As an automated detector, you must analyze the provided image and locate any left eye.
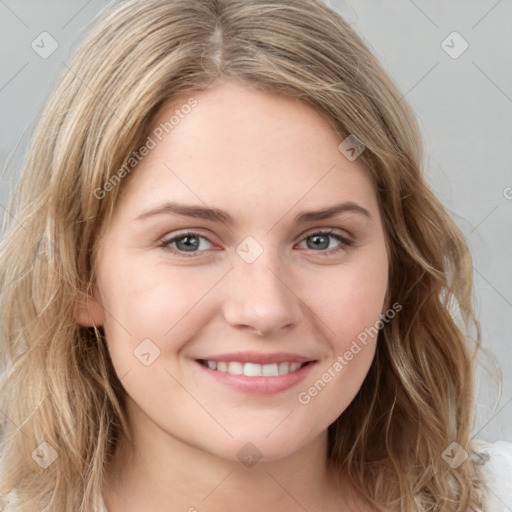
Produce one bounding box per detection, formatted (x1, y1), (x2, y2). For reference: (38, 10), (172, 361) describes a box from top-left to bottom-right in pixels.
(160, 229), (353, 258)
(297, 230), (353, 254)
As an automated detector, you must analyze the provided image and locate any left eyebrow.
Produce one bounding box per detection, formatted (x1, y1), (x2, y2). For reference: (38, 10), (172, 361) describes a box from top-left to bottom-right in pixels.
(134, 200), (372, 224)
(293, 201), (372, 223)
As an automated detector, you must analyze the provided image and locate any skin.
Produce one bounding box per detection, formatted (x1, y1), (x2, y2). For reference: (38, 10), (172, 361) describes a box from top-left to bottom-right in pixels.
(76, 79), (390, 512)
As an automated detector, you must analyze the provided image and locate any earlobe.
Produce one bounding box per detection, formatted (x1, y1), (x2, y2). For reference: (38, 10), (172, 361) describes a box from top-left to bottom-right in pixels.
(73, 286), (105, 328)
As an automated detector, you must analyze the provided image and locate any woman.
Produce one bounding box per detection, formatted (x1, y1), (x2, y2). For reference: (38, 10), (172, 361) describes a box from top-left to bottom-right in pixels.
(0, 1), (510, 511)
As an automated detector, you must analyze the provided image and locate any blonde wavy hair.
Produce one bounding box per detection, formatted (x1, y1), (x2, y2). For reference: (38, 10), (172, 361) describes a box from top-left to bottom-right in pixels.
(0, 0), (495, 510)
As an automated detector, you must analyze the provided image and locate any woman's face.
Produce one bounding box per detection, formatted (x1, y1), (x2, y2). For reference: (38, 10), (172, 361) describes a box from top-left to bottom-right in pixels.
(77, 80), (390, 462)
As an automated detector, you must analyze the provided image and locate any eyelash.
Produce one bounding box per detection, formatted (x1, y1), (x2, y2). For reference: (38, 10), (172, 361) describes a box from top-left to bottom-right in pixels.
(159, 229), (354, 259)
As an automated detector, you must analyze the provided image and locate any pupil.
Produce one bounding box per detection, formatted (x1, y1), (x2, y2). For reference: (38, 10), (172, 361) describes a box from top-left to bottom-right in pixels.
(177, 236), (199, 251)
(309, 234), (328, 250)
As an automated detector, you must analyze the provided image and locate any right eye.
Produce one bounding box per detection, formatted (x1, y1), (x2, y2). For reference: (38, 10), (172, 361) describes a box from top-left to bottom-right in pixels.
(160, 231), (216, 258)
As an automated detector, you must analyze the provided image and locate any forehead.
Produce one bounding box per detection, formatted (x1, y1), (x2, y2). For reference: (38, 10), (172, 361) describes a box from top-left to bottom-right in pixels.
(116, 81), (379, 222)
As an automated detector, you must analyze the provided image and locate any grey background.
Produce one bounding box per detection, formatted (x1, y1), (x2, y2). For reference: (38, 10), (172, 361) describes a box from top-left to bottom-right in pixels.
(0, 0), (511, 442)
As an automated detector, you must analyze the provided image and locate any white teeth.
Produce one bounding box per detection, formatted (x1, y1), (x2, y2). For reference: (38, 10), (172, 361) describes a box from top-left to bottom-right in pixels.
(243, 363), (261, 377)
(289, 362), (302, 372)
(227, 361), (243, 375)
(278, 362), (289, 375)
(262, 363), (279, 377)
(202, 360), (306, 376)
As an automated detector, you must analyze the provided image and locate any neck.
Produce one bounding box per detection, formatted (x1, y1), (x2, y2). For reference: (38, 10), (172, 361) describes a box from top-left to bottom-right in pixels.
(102, 401), (359, 512)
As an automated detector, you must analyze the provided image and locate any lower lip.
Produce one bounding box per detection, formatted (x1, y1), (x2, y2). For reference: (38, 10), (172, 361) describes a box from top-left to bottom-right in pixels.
(194, 360), (317, 395)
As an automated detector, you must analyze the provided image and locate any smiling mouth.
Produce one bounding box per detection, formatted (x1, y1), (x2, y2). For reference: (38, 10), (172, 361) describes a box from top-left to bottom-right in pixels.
(196, 360), (313, 377)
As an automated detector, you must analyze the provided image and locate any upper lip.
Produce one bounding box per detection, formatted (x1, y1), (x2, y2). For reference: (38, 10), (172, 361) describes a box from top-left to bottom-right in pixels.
(196, 352), (316, 365)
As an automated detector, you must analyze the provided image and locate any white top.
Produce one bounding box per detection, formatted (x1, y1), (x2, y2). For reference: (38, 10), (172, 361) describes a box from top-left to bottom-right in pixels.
(96, 439), (512, 511)
(469, 439), (512, 511)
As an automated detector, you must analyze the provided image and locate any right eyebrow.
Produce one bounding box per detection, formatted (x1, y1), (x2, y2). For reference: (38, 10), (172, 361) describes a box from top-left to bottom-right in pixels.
(135, 202), (233, 223)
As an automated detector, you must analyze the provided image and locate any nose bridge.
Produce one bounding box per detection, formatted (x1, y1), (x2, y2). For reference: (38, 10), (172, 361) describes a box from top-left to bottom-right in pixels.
(222, 238), (301, 335)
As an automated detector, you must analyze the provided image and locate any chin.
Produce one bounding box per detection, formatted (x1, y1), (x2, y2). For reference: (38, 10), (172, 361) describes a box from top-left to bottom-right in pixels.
(200, 426), (323, 466)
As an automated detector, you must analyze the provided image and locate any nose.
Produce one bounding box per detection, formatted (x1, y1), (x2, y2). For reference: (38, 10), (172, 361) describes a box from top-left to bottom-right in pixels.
(222, 249), (303, 337)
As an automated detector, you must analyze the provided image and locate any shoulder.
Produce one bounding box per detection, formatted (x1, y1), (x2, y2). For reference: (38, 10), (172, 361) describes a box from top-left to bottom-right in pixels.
(470, 438), (512, 512)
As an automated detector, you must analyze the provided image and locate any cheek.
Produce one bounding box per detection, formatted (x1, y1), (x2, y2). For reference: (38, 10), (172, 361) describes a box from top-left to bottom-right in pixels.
(96, 253), (226, 371)
(95, 261), (214, 414)
(309, 254), (389, 347)
(296, 253), (388, 420)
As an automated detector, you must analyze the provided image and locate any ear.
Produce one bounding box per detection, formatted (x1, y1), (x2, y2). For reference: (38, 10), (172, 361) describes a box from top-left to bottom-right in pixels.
(73, 284), (105, 328)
